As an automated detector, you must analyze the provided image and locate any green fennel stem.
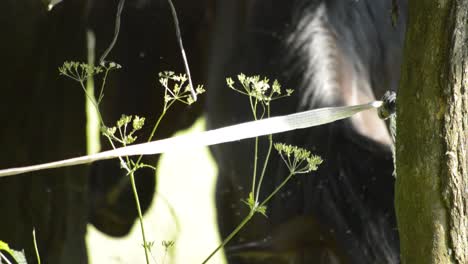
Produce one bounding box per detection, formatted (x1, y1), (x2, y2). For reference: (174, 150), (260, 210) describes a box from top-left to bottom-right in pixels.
(260, 172), (295, 207)
(79, 81), (105, 126)
(105, 137), (150, 264)
(133, 99), (175, 166)
(202, 211), (254, 264)
(134, 106), (169, 166)
(251, 136), (259, 199)
(98, 68), (110, 104)
(129, 171), (151, 264)
(255, 106), (272, 202)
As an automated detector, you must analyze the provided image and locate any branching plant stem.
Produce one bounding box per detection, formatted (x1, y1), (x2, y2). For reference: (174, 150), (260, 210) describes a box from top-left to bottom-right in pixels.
(105, 136), (151, 264)
(129, 170), (151, 264)
(255, 107), (272, 202)
(201, 211), (255, 264)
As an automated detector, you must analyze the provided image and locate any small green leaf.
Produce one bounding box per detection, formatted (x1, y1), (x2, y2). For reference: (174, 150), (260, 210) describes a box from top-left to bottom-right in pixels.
(248, 192), (255, 205)
(242, 191), (257, 211)
(256, 205), (267, 217)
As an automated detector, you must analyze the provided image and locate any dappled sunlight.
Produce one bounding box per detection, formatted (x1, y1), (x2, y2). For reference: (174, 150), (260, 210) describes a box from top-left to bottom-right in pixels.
(87, 118), (225, 264)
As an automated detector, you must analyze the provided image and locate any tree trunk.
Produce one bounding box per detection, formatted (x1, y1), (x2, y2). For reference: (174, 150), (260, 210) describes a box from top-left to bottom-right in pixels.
(0, 1), (89, 263)
(395, 0), (467, 263)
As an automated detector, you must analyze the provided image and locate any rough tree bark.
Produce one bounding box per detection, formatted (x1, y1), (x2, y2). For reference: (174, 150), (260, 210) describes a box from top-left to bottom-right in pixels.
(396, 0), (467, 264)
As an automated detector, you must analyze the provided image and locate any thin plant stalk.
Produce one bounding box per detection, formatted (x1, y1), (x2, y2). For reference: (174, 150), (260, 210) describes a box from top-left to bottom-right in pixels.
(162, 248), (168, 264)
(201, 211), (255, 264)
(251, 137), (259, 198)
(97, 67), (111, 104)
(129, 171), (151, 264)
(260, 172), (295, 207)
(132, 107), (167, 166)
(255, 106), (272, 202)
(249, 98), (259, 200)
(105, 137), (150, 264)
(203, 172), (299, 263)
(107, 100), (175, 202)
(32, 228), (41, 264)
(103, 106), (169, 202)
(78, 80), (105, 126)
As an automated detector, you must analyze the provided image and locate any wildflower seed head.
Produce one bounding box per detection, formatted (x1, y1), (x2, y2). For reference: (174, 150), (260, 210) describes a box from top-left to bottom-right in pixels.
(164, 95), (173, 103)
(237, 73), (246, 83)
(274, 143), (323, 173)
(102, 126), (116, 137)
(125, 135), (137, 144)
(226, 74), (294, 103)
(186, 96), (195, 105)
(117, 114), (132, 128)
(59, 61), (119, 82)
(226, 77), (235, 89)
(196, 85), (206, 94)
(272, 80), (281, 94)
(132, 116), (145, 131)
(158, 71), (205, 106)
(306, 155), (323, 171)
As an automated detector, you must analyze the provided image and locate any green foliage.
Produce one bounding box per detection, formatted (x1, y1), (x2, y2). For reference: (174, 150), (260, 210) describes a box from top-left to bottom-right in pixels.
(203, 75), (322, 264)
(242, 191), (267, 217)
(96, 70), (204, 264)
(59, 58), (321, 264)
(226, 74), (322, 209)
(61, 59), (205, 264)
